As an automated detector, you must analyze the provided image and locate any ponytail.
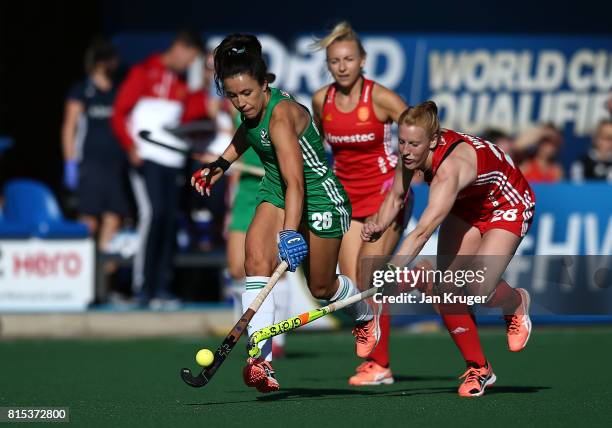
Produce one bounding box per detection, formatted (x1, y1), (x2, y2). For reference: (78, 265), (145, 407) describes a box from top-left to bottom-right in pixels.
(312, 21), (366, 57)
(213, 34), (270, 95)
(398, 101), (441, 138)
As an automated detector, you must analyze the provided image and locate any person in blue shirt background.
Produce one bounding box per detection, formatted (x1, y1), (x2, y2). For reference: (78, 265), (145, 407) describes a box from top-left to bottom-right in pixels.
(61, 38), (130, 251)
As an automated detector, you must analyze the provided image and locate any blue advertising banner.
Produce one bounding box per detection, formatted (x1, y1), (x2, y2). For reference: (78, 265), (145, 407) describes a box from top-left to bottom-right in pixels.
(401, 35), (612, 169)
(526, 183), (612, 256)
(408, 182), (612, 256)
(403, 183), (612, 321)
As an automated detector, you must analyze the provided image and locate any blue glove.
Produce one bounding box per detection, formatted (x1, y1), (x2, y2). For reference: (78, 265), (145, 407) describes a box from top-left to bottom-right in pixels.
(64, 160), (78, 190)
(277, 230), (308, 272)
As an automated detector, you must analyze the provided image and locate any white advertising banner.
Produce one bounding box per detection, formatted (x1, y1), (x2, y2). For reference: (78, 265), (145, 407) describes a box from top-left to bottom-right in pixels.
(0, 239), (95, 311)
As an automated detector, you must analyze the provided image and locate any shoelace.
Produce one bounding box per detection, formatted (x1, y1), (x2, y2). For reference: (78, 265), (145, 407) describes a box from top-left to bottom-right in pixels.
(459, 367), (482, 384)
(250, 359), (277, 380)
(504, 315), (521, 335)
(352, 325), (370, 344)
(262, 363), (276, 379)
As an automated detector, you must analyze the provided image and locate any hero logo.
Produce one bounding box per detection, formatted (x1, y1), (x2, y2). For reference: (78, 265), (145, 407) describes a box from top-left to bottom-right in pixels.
(325, 133), (376, 144)
(12, 251), (82, 277)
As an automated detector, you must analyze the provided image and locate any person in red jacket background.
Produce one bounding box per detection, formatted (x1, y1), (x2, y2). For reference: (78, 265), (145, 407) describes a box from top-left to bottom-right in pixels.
(111, 29), (204, 308)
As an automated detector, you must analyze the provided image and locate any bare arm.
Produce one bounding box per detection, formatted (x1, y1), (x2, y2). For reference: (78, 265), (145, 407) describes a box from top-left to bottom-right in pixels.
(192, 126), (250, 196)
(61, 100), (84, 161)
(269, 102), (306, 231)
(219, 125), (250, 163)
(361, 86), (408, 241)
(372, 83), (408, 123)
(362, 163), (414, 242)
(311, 86), (327, 133)
(391, 148), (476, 267)
(390, 167), (458, 267)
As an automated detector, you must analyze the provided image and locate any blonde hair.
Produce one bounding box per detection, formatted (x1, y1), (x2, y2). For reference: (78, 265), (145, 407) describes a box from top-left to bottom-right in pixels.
(398, 101), (441, 138)
(312, 21), (366, 57)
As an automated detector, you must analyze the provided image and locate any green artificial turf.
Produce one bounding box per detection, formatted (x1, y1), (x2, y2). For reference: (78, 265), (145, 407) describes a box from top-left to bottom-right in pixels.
(2, 328), (611, 427)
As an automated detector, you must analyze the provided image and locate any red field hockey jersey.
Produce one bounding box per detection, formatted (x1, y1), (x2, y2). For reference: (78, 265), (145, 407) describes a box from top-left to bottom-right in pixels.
(322, 79), (397, 218)
(426, 129), (536, 237)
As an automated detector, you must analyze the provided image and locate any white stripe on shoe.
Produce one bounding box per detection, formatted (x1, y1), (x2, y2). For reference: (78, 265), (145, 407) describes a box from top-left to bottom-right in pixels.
(129, 169), (152, 293)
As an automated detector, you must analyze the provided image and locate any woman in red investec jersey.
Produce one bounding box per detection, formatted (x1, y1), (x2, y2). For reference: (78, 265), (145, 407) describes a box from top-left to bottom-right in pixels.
(312, 22), (409, 386)
(363, 101), (535, 397)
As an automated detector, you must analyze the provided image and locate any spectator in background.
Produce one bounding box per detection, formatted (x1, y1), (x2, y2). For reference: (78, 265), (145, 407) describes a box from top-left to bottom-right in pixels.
(482, 129), (517, 162)
(182, 51), (219, 132)
(183, 52), (235, 251)
(571, 119), (612, 182)
(111, 30), (204, 308)
(516, 123), (564, 183)
(61, 39), (129, 250)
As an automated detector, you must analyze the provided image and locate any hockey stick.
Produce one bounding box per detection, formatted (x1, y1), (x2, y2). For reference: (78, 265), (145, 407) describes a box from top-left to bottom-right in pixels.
(244, 260), (436, 357)
(138, 130), (191, 153)
(138, 130), (264, 176)
(246, 284), (380, 358)
(181, 261), (288, 387)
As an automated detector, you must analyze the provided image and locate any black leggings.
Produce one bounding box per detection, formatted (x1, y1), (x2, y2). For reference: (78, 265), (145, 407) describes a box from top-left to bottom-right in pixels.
(130, 161), (182, 301)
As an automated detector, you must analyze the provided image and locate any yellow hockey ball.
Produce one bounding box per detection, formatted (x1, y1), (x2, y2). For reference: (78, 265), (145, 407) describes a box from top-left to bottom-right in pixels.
(195, 349), (214, 367)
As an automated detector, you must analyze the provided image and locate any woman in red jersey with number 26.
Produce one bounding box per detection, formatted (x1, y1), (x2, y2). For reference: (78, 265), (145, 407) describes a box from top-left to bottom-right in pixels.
(363, 101), (535, 397)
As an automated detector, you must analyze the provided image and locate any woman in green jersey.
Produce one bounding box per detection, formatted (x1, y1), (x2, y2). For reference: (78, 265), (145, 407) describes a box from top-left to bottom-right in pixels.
(191, 34), (380, 393)
(226, 109), (295, 359)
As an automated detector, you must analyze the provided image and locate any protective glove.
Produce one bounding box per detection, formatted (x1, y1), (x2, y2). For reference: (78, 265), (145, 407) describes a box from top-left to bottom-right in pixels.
(277, 229), (308, 272)
(63, 160), (78, 190)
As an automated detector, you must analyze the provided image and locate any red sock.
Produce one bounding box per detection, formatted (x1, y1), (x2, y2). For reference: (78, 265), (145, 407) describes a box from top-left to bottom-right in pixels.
(485, 280), (521, 314)
(368, 310), (390, 367)
(439, 304), (486, 367)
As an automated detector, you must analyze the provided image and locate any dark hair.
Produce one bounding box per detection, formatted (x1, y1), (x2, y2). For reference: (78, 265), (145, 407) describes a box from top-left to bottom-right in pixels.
(84, 38), (118, 74)
(173, 28), (205, 52)
(482, 129), (510, 144)
(213, 34), (274, 95)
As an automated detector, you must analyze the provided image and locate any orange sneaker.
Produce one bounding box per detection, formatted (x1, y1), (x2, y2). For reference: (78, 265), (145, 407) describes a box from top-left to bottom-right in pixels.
(349, 361), (394, 386)
(504, 288), (532, 352)
(352, 304), (381, 358)
(242, 357), (280, 393)
(458, 361), (496, 397)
